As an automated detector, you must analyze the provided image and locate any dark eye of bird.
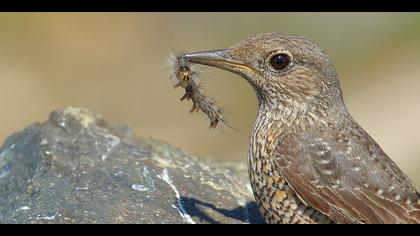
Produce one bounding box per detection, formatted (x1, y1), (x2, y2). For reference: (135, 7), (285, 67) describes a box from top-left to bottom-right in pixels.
(269, 53), (291, 71)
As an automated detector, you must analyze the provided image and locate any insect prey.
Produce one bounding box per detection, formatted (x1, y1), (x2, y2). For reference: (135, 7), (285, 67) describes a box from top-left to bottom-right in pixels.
(170, 51), (229, 129)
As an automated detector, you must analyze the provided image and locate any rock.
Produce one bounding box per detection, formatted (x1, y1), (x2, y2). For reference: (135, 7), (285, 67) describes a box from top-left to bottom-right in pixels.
(0, 107), (265, 224)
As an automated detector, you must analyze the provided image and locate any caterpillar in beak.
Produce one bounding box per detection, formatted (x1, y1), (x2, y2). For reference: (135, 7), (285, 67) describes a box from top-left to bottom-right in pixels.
(170, 51), (230, 129)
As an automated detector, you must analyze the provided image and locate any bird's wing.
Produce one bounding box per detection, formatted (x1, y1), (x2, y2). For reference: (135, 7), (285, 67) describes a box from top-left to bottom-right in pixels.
(273, 127), (420, 224)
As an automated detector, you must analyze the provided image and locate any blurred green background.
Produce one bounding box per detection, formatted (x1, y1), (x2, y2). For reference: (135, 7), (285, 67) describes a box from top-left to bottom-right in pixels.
(0, 13), (419, 184)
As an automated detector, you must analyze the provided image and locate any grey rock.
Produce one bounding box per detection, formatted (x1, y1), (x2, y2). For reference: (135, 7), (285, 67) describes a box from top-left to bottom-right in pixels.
(0, 107), (265, 224)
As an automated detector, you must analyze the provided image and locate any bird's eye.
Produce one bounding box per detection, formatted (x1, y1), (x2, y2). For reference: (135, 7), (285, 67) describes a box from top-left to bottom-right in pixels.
(269, 53), (291, 71)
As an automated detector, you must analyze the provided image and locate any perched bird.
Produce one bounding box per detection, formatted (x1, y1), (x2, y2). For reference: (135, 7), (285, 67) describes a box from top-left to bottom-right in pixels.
(183, 33), (420, 224)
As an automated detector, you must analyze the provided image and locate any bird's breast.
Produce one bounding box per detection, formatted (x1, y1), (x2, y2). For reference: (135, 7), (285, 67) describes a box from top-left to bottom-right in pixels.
(248, 117), (330, 224)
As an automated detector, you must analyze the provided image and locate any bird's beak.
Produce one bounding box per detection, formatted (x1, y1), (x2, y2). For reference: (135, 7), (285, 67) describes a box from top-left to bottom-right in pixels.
(184, 49), (254, 74)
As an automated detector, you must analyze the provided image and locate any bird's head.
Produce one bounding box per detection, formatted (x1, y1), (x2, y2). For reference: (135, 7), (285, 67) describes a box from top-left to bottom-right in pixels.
(185, 33), (345, 114)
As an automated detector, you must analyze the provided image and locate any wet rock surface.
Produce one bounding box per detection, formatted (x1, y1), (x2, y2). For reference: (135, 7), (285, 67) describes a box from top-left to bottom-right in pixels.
(0, 107), (265, 224)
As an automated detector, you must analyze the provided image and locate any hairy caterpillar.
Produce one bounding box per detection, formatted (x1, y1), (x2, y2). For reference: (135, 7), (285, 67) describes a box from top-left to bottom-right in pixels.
(170, 51), (229, 129)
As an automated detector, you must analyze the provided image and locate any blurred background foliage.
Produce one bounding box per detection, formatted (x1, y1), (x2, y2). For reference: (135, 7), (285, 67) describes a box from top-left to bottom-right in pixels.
(0, 13), (419, 183)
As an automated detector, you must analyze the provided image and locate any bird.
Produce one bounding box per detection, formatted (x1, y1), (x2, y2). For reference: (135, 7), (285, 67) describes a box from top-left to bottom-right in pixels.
(183, 32), (420, 224)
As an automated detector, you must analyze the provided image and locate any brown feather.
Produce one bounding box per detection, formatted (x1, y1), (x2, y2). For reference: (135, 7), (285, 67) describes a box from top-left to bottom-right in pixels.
(274, 125), (420, 224)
